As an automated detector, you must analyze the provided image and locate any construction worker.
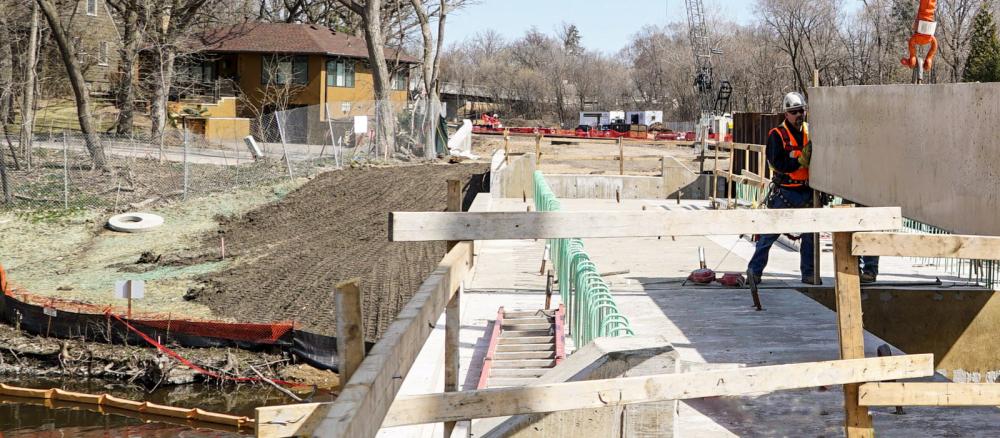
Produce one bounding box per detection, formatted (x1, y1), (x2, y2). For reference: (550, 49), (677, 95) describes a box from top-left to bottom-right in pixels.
(747, 92), (820, 286)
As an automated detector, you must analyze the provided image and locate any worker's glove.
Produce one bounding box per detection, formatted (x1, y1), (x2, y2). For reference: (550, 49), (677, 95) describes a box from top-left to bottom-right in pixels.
(798, 142), (812, 167)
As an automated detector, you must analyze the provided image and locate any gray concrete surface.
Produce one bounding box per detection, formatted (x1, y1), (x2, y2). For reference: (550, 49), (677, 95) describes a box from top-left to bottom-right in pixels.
(810, 83), (1000, 235)
(457, 197), (1000, 437)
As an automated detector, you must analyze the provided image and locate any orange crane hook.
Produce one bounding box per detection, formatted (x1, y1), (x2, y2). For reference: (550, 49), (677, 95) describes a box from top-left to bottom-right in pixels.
(902, 0), (939, 71)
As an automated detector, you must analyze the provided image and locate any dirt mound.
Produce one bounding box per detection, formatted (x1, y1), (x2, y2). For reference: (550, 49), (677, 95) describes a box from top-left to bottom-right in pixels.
(188, 163), (488, 341)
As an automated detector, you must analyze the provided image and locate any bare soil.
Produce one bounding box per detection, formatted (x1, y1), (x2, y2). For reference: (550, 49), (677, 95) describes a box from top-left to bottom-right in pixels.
(185, 163), (489, 341)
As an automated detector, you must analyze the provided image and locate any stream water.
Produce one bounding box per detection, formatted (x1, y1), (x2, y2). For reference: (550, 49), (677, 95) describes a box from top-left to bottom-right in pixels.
(0, 377), (301, 436)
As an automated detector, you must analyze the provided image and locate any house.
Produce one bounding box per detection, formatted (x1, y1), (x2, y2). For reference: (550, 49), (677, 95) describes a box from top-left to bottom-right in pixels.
(174, 22), (418, 142)
(64, 0), (121, 94)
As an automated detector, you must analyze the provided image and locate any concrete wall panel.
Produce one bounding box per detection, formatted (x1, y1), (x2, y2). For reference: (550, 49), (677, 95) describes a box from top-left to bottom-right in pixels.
(810, 83), (1000, 235)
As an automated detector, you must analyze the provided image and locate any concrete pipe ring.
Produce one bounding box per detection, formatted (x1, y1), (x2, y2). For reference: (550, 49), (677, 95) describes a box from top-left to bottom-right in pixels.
(107, 213), (165, 233)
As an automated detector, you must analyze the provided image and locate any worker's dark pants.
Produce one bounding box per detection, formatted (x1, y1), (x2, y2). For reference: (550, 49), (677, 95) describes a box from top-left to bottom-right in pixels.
(843, 199), (879, 276)
(748, 186), (816, 280)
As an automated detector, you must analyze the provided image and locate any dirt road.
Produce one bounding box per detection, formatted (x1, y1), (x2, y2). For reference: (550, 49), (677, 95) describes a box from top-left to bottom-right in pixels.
(186, 163), (488, 341)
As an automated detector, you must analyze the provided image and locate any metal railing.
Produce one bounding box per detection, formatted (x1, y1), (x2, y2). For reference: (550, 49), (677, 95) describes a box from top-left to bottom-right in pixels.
(533, 171), (634, 348)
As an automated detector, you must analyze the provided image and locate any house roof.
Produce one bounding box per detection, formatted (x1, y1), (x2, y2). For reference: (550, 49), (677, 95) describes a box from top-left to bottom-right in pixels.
(197, 23), (419, 64)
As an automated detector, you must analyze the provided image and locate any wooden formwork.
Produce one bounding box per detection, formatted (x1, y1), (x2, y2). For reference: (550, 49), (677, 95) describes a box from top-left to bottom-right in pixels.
(258, 206), (1000, 438)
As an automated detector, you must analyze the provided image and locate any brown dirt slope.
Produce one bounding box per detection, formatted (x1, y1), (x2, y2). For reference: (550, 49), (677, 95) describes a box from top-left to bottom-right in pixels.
(190, 163), (488, 341)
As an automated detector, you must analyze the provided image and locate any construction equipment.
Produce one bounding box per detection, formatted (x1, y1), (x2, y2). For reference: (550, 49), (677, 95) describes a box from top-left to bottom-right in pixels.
(902, 0), (939, 83)
(684, 0), (733, 171)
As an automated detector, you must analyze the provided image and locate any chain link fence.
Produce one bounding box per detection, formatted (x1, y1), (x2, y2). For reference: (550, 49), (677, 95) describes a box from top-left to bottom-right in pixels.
(0, 98), (445, 212)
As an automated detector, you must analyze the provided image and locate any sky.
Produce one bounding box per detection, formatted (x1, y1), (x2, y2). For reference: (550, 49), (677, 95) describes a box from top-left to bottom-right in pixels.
(445, 0), (759, 54)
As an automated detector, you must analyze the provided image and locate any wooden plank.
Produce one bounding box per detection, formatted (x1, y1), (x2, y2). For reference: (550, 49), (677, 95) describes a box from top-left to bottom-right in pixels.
(335, 279), (365, 391)
(380, 355), (932, 427)
(444, 178), (462, 437)
(389, 208), (903, 242)
(833, 232), (874, 437)
(859, 382), (1000, 406)
(718, 142), (765, 153)
(853, 232), (1000, 260)
(255, 241), (474, 438)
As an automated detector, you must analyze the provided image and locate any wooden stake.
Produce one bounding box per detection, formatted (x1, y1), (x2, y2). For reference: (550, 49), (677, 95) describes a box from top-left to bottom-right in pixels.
(503, 129), (510, 164)
(444, 179), (462, 437)
(335, 278), (365, 391)
(832, 232), (874, 437)
(544, 269), (554, 310)
(618, 137), (624, 175)
(535, 132), (542, 163)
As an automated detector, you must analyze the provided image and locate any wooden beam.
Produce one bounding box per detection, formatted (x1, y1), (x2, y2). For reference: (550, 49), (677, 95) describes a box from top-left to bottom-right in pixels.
(853, 232), (1000, 260)
(381, 355), (933, 427)
(833, 232), (874, 437)
(335, 279), (365, 391)
(389, 208), (903, 242)
(255, 241), (474, 438)
(718, 142), (766, 153)
(859, 382), (1000, 406)
(444, 179), (463, 437)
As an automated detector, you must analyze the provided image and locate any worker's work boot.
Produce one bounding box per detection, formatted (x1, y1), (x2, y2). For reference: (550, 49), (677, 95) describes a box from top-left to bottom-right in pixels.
(860, 272), (877, 284)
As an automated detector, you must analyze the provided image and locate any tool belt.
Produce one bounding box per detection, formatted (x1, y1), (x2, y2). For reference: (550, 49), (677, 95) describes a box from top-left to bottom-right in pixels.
(772, 172), (808, 188)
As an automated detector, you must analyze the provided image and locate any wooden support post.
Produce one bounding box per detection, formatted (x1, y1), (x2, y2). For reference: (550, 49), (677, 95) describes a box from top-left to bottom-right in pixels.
(444, 179), (462, 437)
(335, 278), (365, 391)
(503, 129), (510, 164)
(726, 147), (734, 209)
(544, 269), (554, 310)
(618, 137), (624, 175)
(812, 191), (822, 285)
(832, 232), (874, 437)
(712, 143), (720, 208)
(535, 132), (542, 163)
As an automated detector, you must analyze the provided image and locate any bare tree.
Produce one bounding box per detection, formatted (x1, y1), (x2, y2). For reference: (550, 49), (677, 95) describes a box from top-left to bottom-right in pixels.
(35, 0), (107, 168)
(337, 0), (399, 157)
(19, 2), (40, 168)
(937, 0), (979, 82)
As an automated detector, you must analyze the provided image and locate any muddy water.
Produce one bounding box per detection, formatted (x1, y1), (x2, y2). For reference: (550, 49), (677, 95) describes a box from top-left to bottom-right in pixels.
(0, 378), (299, 436)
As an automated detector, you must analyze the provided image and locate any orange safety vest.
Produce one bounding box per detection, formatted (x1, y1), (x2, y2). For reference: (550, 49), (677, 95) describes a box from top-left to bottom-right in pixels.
(769, 121), (810, 187)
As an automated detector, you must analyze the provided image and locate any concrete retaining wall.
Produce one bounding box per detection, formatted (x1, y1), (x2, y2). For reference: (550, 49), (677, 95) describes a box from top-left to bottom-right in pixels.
(801, 287), (1000, 382)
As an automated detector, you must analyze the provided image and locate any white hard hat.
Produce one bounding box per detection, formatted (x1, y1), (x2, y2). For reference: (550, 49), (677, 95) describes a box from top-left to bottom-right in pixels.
(782, 92), (807, 112)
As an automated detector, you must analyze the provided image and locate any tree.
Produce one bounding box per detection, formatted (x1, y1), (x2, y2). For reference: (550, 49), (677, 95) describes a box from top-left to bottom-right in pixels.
(409, 0), (447, 158)
(35, 0), (107, 169)
(337, 0), (399, 157)
(962, 1), (1000, 82)
(105, 0), (147, 135)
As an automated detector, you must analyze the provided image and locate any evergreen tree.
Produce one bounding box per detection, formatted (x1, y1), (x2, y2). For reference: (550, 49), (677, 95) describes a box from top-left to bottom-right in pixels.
(963, 2), (1000, 82)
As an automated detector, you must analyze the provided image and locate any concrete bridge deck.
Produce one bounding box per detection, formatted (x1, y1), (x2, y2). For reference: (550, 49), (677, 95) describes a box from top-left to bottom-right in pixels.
(387, 197), (1000, 437)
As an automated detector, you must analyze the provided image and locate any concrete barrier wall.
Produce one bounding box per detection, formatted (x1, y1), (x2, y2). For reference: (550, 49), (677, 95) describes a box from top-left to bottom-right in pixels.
(490, 150), (537, 199)
(801, 287), (1000, 382)
(810, 83), (1000, 235)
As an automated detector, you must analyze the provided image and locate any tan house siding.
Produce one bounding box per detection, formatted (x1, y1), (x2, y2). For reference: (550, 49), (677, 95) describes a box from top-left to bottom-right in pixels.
(64, 0), (120, 93)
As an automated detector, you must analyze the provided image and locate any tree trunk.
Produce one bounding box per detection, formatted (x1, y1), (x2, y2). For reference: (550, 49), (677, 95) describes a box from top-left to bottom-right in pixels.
(115, 5), (140, 135)
(150, 47), (176, 161)
(359, 0), (397, 157)
(20, 2), (40, 169)
(35, 0), (107, 169)
(0, 137), (10, 204)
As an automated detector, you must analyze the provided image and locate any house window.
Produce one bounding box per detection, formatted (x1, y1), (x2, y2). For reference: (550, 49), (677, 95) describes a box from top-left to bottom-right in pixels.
(262, 55), (308, 86)
(392, 71), (408, 91)
(98, 42), (110, 66)
(87, 0), (98, 16)
(326, 58), (355, 87)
